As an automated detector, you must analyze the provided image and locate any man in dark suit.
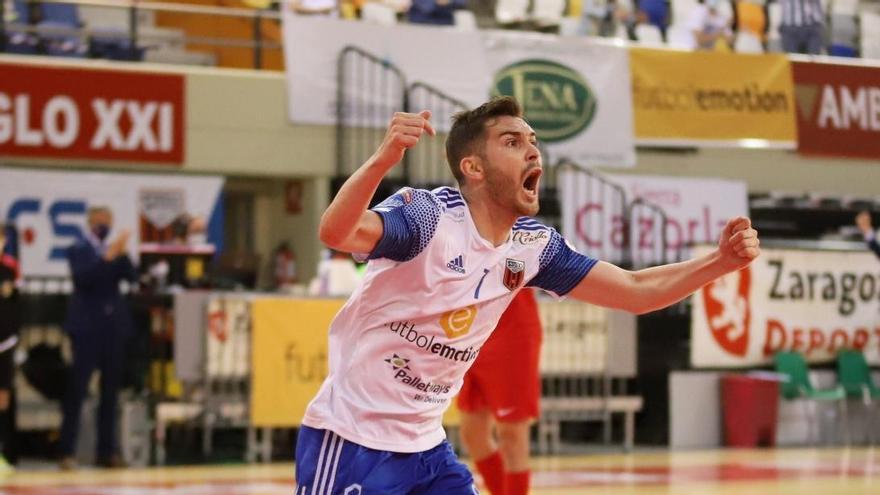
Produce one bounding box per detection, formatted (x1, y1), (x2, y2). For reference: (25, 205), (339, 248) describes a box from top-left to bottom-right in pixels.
(856, 211), (880, 259)
(59, 206), (136, 470)
(0, 224), (19, 472)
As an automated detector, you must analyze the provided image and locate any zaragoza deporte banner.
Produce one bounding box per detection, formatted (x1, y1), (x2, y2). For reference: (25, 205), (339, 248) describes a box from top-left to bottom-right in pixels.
(630, 48), (797, 147)
(691, 246), (880, 368)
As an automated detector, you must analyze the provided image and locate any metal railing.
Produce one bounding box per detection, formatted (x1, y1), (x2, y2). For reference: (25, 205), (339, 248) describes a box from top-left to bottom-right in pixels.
(335, 45), (408, 182)
(1, 0), (281, 68)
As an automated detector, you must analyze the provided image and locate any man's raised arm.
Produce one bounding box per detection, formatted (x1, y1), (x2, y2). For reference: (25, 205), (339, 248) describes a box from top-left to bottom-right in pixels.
(318, 111), (435, 254)
(569, 216), (760, 314)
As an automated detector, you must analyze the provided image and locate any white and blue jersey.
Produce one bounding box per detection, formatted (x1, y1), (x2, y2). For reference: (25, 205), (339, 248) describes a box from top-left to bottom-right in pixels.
(301, 187), (597, 453)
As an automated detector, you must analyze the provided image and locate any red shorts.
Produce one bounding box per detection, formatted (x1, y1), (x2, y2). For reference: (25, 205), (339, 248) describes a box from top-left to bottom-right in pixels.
(458, 289), (542, 422)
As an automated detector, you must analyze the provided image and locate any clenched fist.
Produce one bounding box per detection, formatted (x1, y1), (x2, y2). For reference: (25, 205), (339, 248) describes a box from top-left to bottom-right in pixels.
(372, 110), (436, 169)
(717, 216), (760, 271)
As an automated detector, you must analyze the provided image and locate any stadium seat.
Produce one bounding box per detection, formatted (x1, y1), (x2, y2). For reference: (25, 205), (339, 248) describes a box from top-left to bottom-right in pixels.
(775, 351), (851, 445)
(495, 0), (529, 25)
(531, 0), (566, 27)
(734, 31), (764, 53)
(635, 23), (664, 44)
(666, 23), (694, 49)
(860, 11), (880, 60)
(837, 349), (880, 443)
(766, 1), (782, 51)
(361, 2), (398, 25)
(453, 9), (478, 31)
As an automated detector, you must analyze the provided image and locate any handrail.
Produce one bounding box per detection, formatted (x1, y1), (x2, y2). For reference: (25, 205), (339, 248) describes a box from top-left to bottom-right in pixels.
(5, 0), (283, 68)
(36, 0), (282, 21)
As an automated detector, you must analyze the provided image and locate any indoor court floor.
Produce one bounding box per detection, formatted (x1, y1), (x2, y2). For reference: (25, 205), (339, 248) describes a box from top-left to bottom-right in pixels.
(0, 447), (876, 494)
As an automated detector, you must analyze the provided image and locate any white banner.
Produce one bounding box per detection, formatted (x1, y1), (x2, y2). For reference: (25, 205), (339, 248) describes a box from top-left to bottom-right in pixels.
(282, 14), (488, 127)
(0, 168), (224, 277)
(482, 32), (634, 167)
(691, 246), (880, 368)
(559, 172), (747, 264)
(282, 16), (635, 167)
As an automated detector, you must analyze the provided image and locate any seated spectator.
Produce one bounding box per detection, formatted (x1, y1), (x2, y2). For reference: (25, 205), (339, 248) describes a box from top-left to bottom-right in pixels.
(407, 0), (465, 25)
(615, 0), (669, 40)
(732, 0), (767, 42)
(686, 0), (733, 50)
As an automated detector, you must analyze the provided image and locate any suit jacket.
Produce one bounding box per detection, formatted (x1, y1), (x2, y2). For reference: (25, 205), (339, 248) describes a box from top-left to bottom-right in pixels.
(869, 237), (880, 260)
(64, 238), (136, 339)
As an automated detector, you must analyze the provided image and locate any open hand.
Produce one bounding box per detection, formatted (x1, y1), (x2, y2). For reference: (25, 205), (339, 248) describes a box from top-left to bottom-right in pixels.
(718, 216), (760, 271)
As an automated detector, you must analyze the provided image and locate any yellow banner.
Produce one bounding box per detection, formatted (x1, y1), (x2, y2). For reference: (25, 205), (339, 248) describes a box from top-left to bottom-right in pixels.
(250, 298), (462, 427)
(250, 298), (341, 427)
(630, 48), (797, 145)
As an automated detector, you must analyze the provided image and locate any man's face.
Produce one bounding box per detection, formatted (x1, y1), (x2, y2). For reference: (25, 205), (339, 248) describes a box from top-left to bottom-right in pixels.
(88, 211), (113, 239)
(478, 115), (542, 217)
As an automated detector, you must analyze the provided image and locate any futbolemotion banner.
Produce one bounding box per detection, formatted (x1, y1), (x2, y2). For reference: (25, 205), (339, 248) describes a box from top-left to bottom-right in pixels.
(282, 15), (635, 167)
(0, 168), (224, 277)
(630, 48), (797, 147)
(691, 246), (880, 368)
(792, 60), (880, 159)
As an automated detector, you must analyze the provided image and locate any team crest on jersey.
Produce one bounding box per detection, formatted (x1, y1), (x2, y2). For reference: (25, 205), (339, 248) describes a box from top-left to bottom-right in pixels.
(401, 188), (413, 204)
(503, 258), (525, 291)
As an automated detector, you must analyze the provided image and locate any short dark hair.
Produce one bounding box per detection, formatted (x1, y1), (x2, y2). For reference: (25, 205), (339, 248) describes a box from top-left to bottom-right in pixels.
(446, 96), (523, 185)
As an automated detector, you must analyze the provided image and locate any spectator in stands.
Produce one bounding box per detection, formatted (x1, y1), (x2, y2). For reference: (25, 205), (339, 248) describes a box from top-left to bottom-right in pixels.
(272, 241), (298, 290)
(0, 224), (19, 473)
(856, 211), (880, 259)
(686, 0), (734, 50)
(286, 0), (339, 16)
(407, 0), (465, 25)
(777, 0), (823, 54)
(59, 206), (136, 470)
(731, 0), (768, 45)
(618, 0), (670, 39)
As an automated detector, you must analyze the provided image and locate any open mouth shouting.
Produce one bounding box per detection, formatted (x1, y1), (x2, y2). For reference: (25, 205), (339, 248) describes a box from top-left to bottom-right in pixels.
(521, 166), (542, 201)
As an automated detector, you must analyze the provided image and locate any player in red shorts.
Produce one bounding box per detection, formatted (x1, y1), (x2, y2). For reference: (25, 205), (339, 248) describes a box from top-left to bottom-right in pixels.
(458, 288), (542, 495)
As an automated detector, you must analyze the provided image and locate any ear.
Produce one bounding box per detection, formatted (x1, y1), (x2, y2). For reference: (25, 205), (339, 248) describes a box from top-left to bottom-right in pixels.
(460, 155), (484, 182)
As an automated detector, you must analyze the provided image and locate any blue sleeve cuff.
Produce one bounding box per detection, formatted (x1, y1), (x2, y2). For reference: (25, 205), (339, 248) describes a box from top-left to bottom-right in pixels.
(527, 233), (598, 297)
(367, 207), (413, 262)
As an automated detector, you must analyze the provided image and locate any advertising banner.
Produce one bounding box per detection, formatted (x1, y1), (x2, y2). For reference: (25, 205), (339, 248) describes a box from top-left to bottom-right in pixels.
(691, 246), (880, 367)
(0, 168), (223, 277)
(630, 48), (797, 147)
(792, 60), (880, 159)
(0, 62), (185, 164)
(560, 172), (748, 264)
(282, 16), (635, 167)
(484, 32), (635, 167)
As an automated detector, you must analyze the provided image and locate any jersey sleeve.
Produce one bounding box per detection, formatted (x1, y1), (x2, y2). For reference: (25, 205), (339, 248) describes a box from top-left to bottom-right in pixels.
(526, 229), (598, 297)
(362, 188), (441, 262)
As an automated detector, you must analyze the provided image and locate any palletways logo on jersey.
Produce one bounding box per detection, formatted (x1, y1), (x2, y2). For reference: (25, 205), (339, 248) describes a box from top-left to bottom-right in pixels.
(503, 258), (526, 291)
(385, 354), (452, 397)
(387, 321), (481, 362)
(492, 59), (597, 143)
(701, 266), (752, 357)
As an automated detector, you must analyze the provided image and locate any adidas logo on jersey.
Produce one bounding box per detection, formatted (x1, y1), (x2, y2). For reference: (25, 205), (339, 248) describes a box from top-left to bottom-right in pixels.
(446, 255), (465, 274)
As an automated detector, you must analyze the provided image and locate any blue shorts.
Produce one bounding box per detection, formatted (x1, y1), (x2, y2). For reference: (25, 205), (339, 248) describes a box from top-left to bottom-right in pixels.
(294, 426), (478, 495)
